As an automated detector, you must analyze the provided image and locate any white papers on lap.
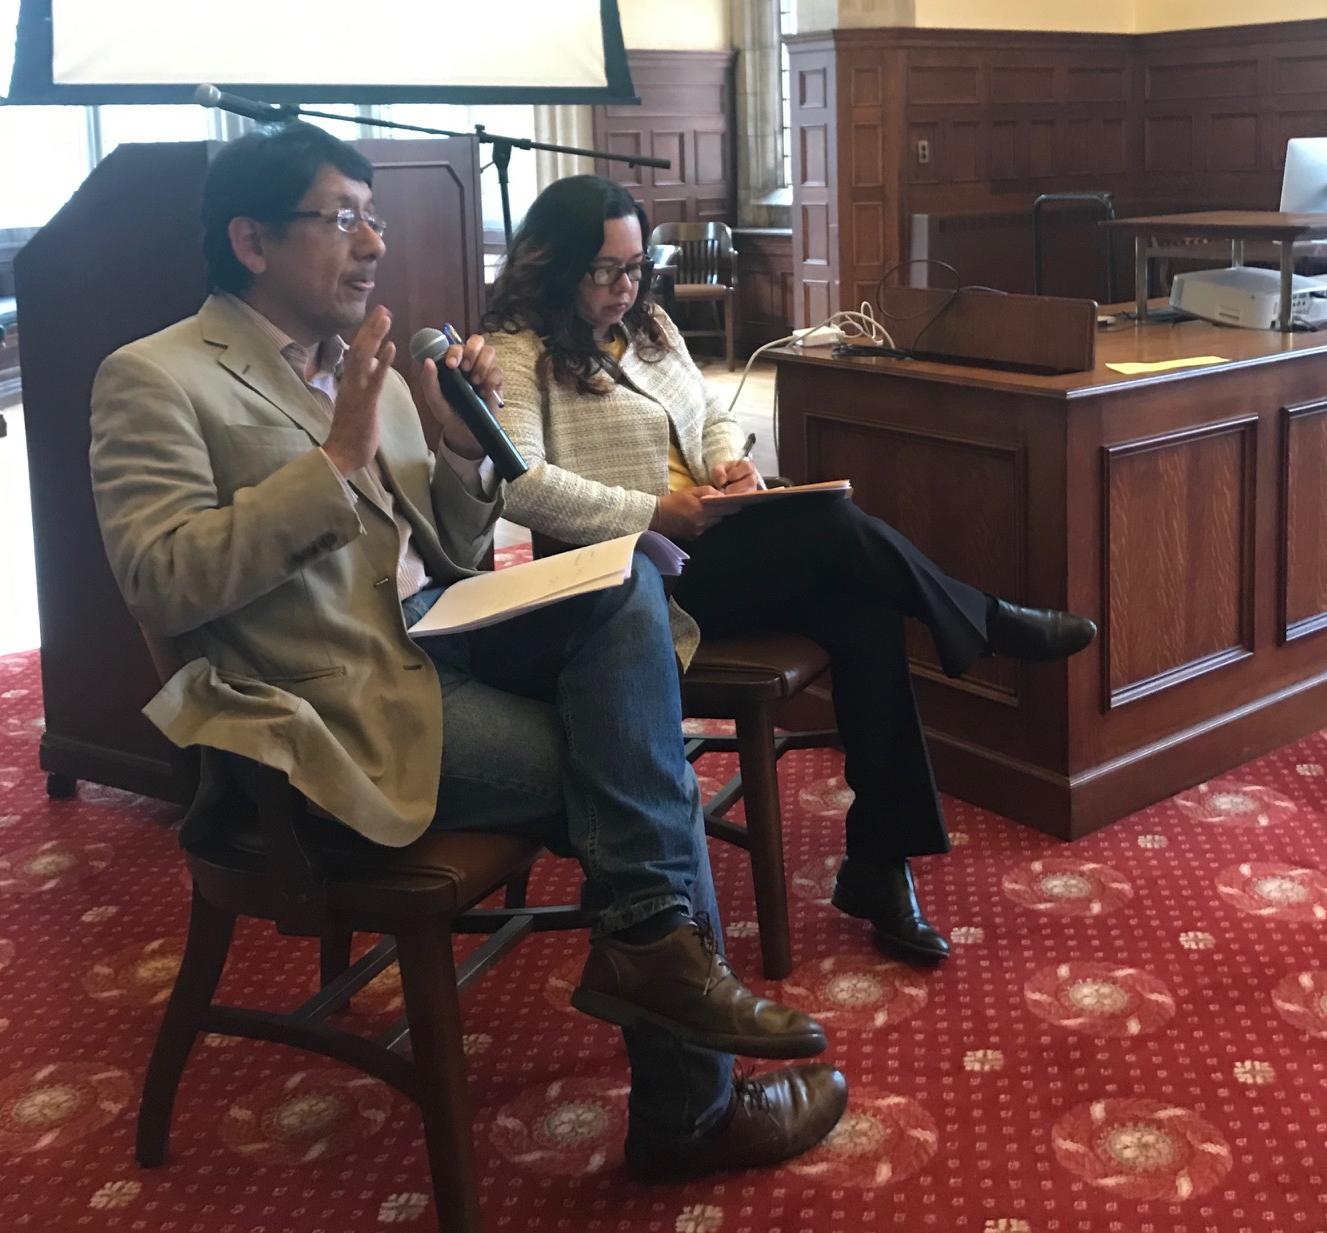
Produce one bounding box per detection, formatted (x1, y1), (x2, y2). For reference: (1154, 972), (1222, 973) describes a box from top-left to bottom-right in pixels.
(408, 530), (688, 637)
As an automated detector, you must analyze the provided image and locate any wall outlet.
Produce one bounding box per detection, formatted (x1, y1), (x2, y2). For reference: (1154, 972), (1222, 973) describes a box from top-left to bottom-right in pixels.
(917, 138), (930, 165)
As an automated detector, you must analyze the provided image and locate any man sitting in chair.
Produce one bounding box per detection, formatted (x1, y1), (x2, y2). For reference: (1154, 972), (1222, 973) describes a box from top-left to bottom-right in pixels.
(88, 123), (846, 1182)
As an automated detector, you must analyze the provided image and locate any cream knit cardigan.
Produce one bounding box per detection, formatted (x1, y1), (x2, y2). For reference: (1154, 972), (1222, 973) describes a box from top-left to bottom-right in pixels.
(488, 310), (747, 665)
(489, 310), (747, 542)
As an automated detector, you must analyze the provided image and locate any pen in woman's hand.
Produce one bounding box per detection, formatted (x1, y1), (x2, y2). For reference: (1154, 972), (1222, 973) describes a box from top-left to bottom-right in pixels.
(722, 434), (758, 490)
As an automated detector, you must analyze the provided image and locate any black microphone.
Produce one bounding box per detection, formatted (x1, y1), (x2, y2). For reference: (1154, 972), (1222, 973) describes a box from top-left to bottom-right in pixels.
(194, 84), (297, 124)
(409, 327), (528, 483)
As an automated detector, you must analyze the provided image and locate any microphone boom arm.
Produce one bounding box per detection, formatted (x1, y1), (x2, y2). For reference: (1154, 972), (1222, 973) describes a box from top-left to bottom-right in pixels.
(196, 86), (668, 246)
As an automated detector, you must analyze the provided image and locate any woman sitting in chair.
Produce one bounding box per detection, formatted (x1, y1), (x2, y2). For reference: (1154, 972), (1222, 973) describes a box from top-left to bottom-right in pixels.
(484, 175), (1097, 966)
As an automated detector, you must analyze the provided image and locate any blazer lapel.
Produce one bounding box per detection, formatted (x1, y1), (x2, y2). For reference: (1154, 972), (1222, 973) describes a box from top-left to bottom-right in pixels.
(198, 295), (394, 521)
(616, 344), (706, 483)
(375, 403), (448, 568)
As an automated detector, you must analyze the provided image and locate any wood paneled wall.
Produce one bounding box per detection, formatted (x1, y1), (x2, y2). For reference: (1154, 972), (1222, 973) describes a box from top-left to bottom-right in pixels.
(788, 19), (1327, 321)
(1138, 23), (1327, 208)
(735, 227), (794, 350)
(593, 51), (790, 349)
(789, 43), (841, 329)
(592, 50), (736, 229)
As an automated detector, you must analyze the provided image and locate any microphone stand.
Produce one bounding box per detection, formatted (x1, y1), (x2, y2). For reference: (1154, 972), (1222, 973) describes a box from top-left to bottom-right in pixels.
(215, 97), (669, 247)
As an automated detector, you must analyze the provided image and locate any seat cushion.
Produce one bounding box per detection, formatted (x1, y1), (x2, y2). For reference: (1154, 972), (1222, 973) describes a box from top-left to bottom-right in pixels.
(191, 805), (541, 916)
(683, 632), (830, 706)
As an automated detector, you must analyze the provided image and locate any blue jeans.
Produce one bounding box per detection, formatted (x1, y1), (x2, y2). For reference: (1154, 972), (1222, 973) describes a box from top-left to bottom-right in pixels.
(403, 554), (733, 1138)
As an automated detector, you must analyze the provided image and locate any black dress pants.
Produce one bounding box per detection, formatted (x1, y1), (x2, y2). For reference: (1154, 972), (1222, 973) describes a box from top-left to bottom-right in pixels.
(670, 495), (990, 865)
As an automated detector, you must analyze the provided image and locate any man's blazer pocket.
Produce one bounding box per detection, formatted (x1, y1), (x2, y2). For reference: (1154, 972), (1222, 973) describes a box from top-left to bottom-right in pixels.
(222, 424), (317, 490)
(261, 665), (348, 685)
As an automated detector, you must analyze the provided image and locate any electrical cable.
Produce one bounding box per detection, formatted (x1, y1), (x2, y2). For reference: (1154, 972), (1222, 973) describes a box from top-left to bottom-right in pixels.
(873, 259), (1010, 355)
(720, 303), (899, 461)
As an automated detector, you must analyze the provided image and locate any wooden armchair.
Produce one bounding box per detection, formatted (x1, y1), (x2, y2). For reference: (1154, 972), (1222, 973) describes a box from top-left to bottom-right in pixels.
(136, 635), (584, 1233)
(649, 222), (739, 370)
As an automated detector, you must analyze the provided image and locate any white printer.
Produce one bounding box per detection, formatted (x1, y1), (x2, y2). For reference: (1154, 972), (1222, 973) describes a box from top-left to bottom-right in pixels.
(1169, 266), (1327, 330)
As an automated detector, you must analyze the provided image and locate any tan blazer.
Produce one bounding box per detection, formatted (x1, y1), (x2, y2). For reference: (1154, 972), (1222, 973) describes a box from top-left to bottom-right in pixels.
(90, 293), (502, 847)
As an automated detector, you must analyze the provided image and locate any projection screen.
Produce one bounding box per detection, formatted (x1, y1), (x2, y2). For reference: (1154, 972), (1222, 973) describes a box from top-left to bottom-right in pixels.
(5, 0), (637, 104)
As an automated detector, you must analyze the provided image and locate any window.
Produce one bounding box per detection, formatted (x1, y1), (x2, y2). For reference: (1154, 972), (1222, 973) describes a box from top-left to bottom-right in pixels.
(0, 103), (224, 230)
(0, 106), (97, 230)
(0, 90), (535, 235)
(92, 104), (213, 162)
(778, 0), (798, 188)
(0, 0), (17, 97)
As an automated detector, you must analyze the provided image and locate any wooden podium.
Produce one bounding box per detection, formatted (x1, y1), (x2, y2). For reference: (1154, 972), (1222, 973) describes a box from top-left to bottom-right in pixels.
(15, 137), (485, 803)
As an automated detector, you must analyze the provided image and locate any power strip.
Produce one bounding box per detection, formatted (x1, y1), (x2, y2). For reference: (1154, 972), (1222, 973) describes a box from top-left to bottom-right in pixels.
(791, 325), (845, 347)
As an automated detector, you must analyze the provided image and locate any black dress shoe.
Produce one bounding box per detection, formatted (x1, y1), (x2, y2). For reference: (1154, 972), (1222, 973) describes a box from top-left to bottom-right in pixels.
(624, 1063), (849, 1183)
(831, 856), (950, 964)
(986, 598), (1097, 661)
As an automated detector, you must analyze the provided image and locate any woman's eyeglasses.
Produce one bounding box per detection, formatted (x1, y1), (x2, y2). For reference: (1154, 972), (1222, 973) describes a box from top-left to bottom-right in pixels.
(586, 259), (653, 287)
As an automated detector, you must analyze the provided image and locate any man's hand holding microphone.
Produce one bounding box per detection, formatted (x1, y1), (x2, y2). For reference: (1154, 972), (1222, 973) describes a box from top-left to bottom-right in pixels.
(322, 305), (506, 476)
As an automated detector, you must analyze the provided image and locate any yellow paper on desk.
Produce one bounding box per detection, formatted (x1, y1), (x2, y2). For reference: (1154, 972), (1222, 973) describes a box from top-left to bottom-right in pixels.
(1106, 355), (1228, 375)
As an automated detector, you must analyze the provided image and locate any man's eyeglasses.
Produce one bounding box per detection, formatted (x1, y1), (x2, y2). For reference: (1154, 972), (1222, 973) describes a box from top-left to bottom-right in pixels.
(284, 208), (387, 237)
(586, 259), (653, 287)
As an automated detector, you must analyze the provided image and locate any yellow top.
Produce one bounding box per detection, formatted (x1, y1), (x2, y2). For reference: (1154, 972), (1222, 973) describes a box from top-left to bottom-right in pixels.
(602, 329), (695, 492)
(665, 437), (694, 492)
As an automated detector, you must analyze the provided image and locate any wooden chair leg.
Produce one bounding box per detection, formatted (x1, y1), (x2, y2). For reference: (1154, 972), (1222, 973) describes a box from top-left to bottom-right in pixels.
(724, 290), (736, 371)
(320, 928), (353, 988)
(395, 922), (483, 1233)
(504, 867), (531, 909)
(137, 887), (236, 1167)
(315, 927), (356, 1015)
(733, 705), (793, 979)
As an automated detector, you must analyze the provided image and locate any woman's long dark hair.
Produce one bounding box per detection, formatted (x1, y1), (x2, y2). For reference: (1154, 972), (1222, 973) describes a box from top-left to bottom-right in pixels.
(483, 175), (669, 394)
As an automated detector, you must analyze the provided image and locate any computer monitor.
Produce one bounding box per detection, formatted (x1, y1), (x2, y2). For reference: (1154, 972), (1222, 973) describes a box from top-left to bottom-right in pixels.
(1280, 138), (1327, 213)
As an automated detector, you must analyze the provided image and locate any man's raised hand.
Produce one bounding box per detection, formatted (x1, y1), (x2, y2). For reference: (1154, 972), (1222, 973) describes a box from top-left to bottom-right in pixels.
(324, 305), (396, 476)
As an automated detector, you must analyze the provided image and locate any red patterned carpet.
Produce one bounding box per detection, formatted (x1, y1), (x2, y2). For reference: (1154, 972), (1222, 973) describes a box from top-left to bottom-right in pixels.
(1, 643), (1325, 1233)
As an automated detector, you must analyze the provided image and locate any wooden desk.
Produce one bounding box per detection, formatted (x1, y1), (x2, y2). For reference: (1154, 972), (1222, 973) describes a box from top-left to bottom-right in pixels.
(1106, 212), (1327, 331)
(772, 314), (1327, 839)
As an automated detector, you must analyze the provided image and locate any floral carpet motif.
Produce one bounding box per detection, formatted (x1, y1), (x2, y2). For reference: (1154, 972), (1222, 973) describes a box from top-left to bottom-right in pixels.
(0, 645), (1325, 1231)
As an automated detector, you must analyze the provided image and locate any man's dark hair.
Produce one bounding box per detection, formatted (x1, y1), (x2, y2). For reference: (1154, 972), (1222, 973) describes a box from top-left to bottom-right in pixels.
(483, 174), (669, 394)
(202, 121), (374, 294)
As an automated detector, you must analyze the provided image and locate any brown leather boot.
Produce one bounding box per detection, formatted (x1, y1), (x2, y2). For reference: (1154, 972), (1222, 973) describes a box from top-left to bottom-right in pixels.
(624, 1063), (849, 1182)
(572, 918), (827, 1058)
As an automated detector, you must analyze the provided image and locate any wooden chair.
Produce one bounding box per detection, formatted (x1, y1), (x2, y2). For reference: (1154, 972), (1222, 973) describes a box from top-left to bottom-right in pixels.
(649, 222), (739, 371)
(528, 536), (839, 980)
(136, 635), (583, 1233)
(682, 635), (838, 979)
